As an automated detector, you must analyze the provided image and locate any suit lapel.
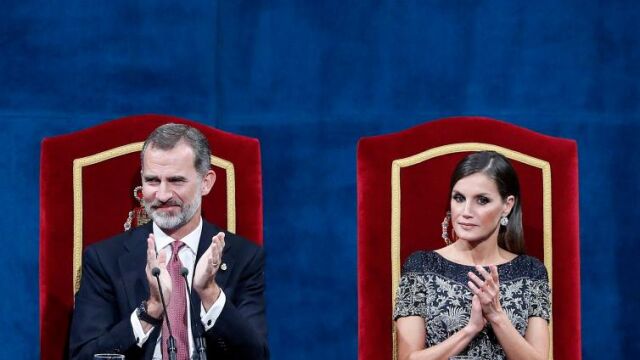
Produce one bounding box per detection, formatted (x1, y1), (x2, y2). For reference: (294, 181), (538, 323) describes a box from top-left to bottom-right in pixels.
(118, 224), (163, 360)
(118, 224), (152, 312)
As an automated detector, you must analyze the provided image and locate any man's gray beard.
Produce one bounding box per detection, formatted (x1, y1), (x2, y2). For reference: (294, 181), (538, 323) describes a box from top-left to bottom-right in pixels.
(146, 194), (201, 231)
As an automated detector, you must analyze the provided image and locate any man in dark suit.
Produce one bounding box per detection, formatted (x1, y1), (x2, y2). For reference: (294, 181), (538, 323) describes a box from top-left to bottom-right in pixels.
(69, 123), (268, 359)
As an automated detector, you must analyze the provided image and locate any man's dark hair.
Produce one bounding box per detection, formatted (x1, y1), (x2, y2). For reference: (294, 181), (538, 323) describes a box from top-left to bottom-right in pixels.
(141, 123), (211, 176)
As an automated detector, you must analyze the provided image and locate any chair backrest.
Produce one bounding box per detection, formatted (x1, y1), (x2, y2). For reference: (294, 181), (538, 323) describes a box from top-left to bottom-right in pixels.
(39, 114), (263, 359)
(357, 116), (581, 360)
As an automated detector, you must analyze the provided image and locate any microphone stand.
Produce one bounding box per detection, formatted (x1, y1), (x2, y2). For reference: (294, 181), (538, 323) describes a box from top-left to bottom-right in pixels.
(152, 267), (177, 360)
(180, 267), (207, 360)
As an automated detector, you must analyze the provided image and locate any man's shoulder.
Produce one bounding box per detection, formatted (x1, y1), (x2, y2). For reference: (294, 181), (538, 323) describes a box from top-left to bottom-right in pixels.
(202, 220), (262, 255)
(86, 223), (152, 254)
(227, 231), (262, 252)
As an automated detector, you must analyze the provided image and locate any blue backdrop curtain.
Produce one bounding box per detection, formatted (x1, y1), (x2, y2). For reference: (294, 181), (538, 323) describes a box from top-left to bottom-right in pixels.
(0, 1), (638, 359)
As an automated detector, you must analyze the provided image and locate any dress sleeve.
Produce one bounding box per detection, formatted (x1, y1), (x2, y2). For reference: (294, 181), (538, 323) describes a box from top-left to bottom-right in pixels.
(528, 261), (552, 322)
(393, 252), (431, 320)
(393, 270), (429, 320)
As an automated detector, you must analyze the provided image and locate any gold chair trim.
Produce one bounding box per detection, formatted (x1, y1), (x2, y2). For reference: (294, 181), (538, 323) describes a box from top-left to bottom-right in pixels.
(72, 142), (236, 294)
(390, 142), (553, 360)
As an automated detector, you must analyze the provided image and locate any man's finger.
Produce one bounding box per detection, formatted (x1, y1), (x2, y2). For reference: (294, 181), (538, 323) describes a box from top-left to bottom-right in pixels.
(147, 238), (157, 267)
(213, 232), (225, 248)
(157, 250), (167, 267)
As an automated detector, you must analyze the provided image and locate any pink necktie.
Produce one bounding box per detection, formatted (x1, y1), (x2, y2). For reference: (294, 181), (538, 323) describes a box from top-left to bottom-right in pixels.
(162, 241), (189, 360)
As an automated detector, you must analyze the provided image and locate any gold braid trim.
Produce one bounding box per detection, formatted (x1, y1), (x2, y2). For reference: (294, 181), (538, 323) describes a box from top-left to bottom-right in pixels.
(73, 142), (236, 294)
(390, 142), (553, 360)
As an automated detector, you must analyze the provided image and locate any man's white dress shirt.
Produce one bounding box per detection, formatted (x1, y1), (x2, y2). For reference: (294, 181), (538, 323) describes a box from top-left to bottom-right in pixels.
(130, 218), (226, 359)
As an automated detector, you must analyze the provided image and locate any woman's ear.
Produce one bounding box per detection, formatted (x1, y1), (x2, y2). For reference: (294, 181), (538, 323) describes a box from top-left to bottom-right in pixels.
(503, 195), (515, 216)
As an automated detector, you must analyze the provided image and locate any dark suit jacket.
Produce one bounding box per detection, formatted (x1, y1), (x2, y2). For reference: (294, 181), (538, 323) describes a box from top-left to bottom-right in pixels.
(69, 221), (268, 359)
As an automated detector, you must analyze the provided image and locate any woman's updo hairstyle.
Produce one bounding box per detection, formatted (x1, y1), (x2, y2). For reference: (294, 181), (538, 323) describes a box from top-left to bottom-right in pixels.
(449, 151), (525, 254)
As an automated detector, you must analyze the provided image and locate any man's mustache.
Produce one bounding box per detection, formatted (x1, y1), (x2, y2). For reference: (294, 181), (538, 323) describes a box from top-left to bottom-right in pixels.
(149, 199), (183, 209)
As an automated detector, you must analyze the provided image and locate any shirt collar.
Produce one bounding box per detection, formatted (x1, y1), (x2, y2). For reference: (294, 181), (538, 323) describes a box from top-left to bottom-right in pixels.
(152, 217), (202, 254)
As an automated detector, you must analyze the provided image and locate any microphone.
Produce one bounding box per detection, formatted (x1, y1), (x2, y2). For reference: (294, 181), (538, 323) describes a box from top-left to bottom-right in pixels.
(152, 267), (178, 360)
(180, 267), (207, 360)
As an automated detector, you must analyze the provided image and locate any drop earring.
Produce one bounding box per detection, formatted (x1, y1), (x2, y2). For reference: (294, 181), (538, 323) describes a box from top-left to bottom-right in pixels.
(500, 215), (509, 226)
(441, 211), (452, 245)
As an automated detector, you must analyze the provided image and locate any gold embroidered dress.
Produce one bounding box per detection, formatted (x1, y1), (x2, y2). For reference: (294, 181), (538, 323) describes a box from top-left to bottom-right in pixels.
(394, 251), (551, 359)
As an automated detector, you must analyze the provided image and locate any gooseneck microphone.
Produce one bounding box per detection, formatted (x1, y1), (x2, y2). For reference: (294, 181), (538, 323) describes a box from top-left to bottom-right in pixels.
(180, 267), (207, 360)
(152, 267), (177, 360)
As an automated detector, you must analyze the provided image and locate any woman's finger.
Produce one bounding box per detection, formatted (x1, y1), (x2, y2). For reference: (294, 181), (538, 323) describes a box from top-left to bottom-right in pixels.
(468, 281), (492, 303)
(468, 281), (481, 295)
(490, 265), (499, 284)
(468, 271), (485, 288)
(471, 294), (484, 311)
(475, 265), (491, 280)
(476, 265), (499, 291)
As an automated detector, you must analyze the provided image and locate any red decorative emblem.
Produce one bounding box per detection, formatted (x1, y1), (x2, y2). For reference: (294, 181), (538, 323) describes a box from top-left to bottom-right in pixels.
(124, 186), (151, 230)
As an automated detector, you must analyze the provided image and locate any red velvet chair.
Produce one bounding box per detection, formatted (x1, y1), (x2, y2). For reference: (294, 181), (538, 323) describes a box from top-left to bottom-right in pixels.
(40, 114), (263, 359)
(357, 117), (581, 360)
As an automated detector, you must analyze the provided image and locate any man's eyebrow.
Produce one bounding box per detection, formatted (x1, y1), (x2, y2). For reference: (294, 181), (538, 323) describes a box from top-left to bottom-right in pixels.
(143, 175), (159, 181)
(167, 176), (187, 181)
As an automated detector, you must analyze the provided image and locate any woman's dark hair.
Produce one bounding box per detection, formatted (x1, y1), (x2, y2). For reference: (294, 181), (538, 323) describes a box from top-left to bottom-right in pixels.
(449, 151), (525, 254)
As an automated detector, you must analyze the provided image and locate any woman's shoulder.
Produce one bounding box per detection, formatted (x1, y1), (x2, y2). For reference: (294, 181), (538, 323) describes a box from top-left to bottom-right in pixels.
(512, 254), (549, 281)
(401, 250), (440, 273)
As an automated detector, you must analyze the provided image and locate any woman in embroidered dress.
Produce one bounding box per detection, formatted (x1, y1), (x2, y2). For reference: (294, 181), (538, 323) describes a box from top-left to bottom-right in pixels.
(394, 151), (551, 360)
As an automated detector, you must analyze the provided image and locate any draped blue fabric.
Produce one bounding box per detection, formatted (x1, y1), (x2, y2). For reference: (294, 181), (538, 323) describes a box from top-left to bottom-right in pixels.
(0, 1), (638, 359)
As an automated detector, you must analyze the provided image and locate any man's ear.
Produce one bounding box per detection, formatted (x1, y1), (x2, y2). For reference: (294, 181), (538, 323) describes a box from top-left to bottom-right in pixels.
(201, 169), (216, 196)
